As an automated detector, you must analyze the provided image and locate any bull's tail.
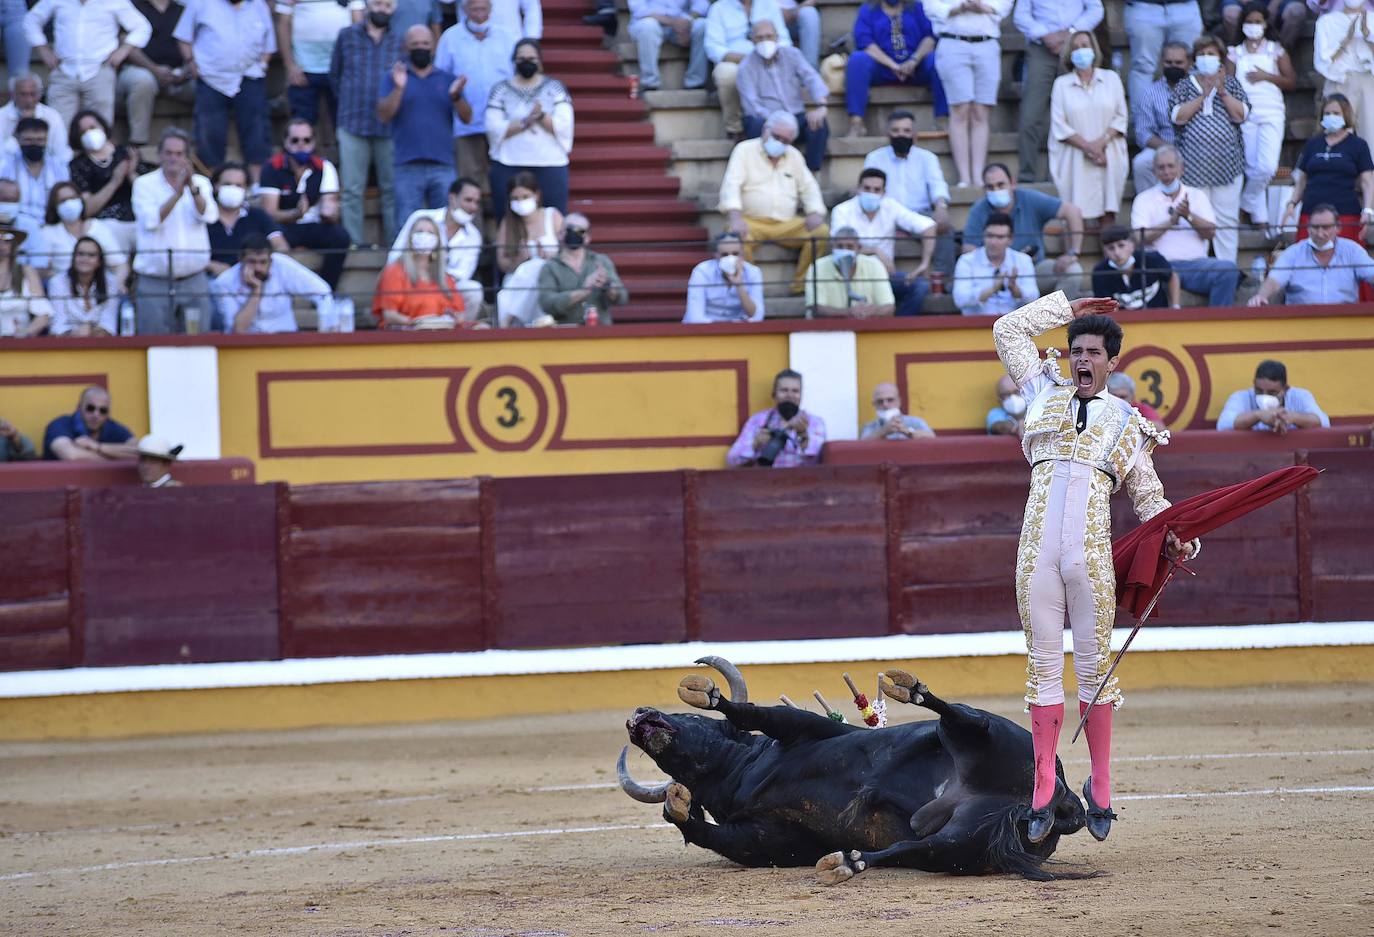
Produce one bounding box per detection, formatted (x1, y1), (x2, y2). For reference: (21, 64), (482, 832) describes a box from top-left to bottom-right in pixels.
(981, 807), (1100, 881)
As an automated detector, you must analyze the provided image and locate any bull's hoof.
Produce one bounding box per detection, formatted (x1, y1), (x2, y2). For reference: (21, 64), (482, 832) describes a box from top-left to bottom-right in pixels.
(816, 849), (866, 886)
(677, 675), (721, 710)
(1082, 778), (1117, 842)
(663, 782), (692, 823)
(879, 669), (926, 705)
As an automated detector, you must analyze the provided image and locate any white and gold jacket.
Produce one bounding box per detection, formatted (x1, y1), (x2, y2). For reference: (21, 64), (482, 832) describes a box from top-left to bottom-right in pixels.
(992, 292), (1171, 523)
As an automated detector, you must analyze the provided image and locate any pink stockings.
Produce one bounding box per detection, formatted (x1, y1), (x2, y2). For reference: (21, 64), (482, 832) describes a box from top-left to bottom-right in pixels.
(1031, 701), (1113, 809)
(1080, 700), (1113, 807)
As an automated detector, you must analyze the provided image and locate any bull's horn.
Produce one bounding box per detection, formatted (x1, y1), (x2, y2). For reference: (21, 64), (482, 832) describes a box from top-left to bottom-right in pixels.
(694, 656), (748, 704)
(617, 746), (670, 803)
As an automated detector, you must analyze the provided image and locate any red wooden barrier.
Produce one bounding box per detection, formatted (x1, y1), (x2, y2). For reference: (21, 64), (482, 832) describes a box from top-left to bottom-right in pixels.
(1304, 449), (1374, 622)
(0, 491), (72, 670)
(0, 458), (257, 491)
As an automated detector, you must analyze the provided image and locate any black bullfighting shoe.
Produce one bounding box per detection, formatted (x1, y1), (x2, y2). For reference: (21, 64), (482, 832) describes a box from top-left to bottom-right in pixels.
(1025, 804), (1055, 844)
(1082, 777), (1118, 842)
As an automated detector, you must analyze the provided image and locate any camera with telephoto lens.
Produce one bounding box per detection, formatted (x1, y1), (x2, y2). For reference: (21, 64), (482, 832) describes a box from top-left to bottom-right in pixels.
(756, 401), (800, 466)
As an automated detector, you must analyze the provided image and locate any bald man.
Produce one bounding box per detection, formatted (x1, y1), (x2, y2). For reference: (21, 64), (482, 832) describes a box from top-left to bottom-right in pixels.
(987, 374), (1026, 436)
(860, 382), (935, 440)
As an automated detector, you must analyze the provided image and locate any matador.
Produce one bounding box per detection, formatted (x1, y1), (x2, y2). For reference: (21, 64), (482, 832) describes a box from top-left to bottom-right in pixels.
(992, 291), (1197, 844)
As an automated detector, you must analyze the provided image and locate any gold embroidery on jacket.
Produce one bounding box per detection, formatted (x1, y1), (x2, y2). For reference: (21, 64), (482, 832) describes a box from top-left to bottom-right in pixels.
(1084, 472), (1122, 709)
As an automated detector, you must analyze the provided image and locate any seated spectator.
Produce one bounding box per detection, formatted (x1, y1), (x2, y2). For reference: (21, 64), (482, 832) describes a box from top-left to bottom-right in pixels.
(43, 385), (137, 461)
(1221, 0), (1309, 49)
(705, 0), (791, 140)
(332, 0), (402, 247)
(257, 118), (352, 293)
(1131, 42), (1190, 197)
(274, 0), (359, 132)
(628, 0), (708, 93)
(213, 233), (331, 334)
(207, 162), (288, 277)
(33, 181), (127, 282)
(0, 118), (69, 227)
(537, 212), (627, 324)
(830, 167), (937, 315)
(0, 75), (72, 164)
(1282, 95), (1374, 243)
(805, 226), (896, 318)
(860, 381), (935, 440)
(1014, 0), (1104, 183)
(720, 110), (829, 294)
(924, 0), (1011, 187)
(477, 0), (541, 38)
(0, 228), (51, 337)
(1091, 223), (1179, 309)
(963, 164), (1083, 298)
(485, 39), (573, 220)
(119, 0), (196, 151)
(953, 212), (1039, 315)
(131, 128), (216, 335)
(1217, 358), (1330, 432)
(737, 19), (830, 172)
(725, 367), (824, 467)
(1131, 145), (1240, 307)
(864, 111), (954, 277)
(776, 0), (820, 66)
(47, 236), (122, 336)
(24, 0), (150, 129)
(987, 373), (1026, 436)
(390, 176), (486, 316)
(373, 217), (470, 328)
(1313, 0), (1374, 142)
(1106, 372), (1165, 429)
(847, 0), (946, 138)
(0, 178), (42, 251)
(0, 415), (38, 461)
(683, 230), (765, 323)
(1049, 30), (1128, 223)
(174, 0), (276, 180)
(1123, 0), (1201, 108)
(436, 0), (515, 192)
(1169, 35), (1250, 263)
(67, 110), (146, 256)
(1227, 2), (1293, 229)
(1247, 204), (1374, 305)
(494, 171), (563, 326)
(136, 434), (183, 487)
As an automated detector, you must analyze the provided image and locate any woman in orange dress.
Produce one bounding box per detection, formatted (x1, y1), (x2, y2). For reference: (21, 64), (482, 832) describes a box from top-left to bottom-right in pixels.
(372, 217), (467, 329)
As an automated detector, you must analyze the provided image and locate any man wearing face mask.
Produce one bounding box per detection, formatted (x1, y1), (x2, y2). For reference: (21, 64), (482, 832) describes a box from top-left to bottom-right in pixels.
(436, 0), (514, 194)
(987, 374), (1027, 435)
(860, 381), (935, 441)
(805, 226), (895, 318)
(1247, 204), (1374, 306)
(536, 212), (627, 324)
(1217, 358), (1329, 433)
(726, 368), (824, 467)
(683, 230), (765, 323)
(0, 75), (72, 165)
(0, 119), (70, 228)
(735, 19), (830, 172)
(1130, 41), (1190, 197)
(962, 163), (1085, 299)
(389, 177), (487, 315)
(331, 0), (401, 248)
(258, 118), (352, 293)
(1090, 224), (1179, 310)
(864, 111), (954, 280)
(704, 0), (792, 140)
(830, 168), (937, 316)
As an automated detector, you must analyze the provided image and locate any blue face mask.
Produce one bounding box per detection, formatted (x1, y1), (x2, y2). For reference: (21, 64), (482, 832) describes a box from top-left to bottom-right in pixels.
(1160, 177), (1182, 195)
(288, 148), (313, 165)
(832, 248), (856, 264)
(762, 136), (787, 158)
(986, 188), (1012, 209)
(1070, 47), (1096, 70)
(858, 191), (882, 213)
(1194, 54), (1221, 76)
(1321, 113), (1346, 133)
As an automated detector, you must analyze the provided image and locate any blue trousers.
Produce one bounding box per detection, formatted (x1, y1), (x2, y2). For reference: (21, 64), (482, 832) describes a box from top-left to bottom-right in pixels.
(287, 72), (338, 128)
(846, 50), (948, 119)
(488, 162), (570, 222)
(742, 113), (829, 173)
(1171, 256), (1240, 307)
(393, 160), (455, 230)
(194, 77), (271, 168)
(892, 273), (931, 317)
(1, 0), (29, 84)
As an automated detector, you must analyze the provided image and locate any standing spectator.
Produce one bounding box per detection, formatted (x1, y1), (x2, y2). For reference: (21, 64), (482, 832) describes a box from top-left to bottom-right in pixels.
(1131, 41), (1191, 196)
(0, 118), (69, 227)
(33, 181), (127, 281)
(275, 0), (361, 133)
(776, 0), (819, 66)
(719, 110), (828, 294)
(206, 161), (287, 277)
(704, 0), (792, 141)
(0, 416), (38, 461)
(1281, 95), (1374, 243)
(736, 20), (830, 172)
(830, 167), (937, 315)
(1123, 0), (1201, 107)
(1091, 223), (1179, 310)
(67, 110), (145, 256)
(174, 0), (276, 181)
(1220, 0), (1310, 48)
(962, 164), (1084, 297)
(0, 227), (51, 337)
(952, 211), (1039, 314)
(331, 0), (402, 247)
(1130, 145), (1241, 306)
(1013, 0), (1103, 183)
(494, 171), (562, 326)
(24, 0), (151, 128)
(1106, 373), (1165, 429)
(118, 0), (195, 151)
(477, 0), (539, 38)
(389, 176), (486, 315)
(805, 226), (896, 318)
(537, 212), (628, 324)
(628, 0), (709, 93)
(131, 127), (216, 335)
(1248, 204), (1374, 304)
(725, 368), (824, 468)
(213, 233), (332, 334)
(389, 0), (436, 37)
(485, 39), (574, 219)
(1313, 0), (1374, 142)
(845, 0), (947, 138)
(923, 0), (1011, 188)
(373, 216), (469, 327)
(860, 381), (935, 440)
(1048, 30), (1128, 224)
(864, 110), (954, 278)
(1227, 2), (1293, 228)
(1216, 359), (1329, 432)
(378, 25), (471, 228)
(42, 385), (138, 461)
(47, 236), (123, 335)
(436, 0), (515, 193)
(257, 118), (352, 293)
(682, 230), (765, 323)
(0, 75), (72, 165)
(2, 0), (31, 88)
(1169, 35), (1250, 263)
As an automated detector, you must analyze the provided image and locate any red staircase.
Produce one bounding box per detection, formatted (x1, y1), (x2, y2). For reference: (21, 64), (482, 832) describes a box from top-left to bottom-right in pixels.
(541, 0), (707, 322)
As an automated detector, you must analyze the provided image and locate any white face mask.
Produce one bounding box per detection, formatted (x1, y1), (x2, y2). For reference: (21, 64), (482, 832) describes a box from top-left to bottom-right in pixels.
(718, 254), (739, 276)
(510, 197), (537, 217)
(1309, 235), (1334, 252)
(1069, 47), (1096, 70)
(81, 127), (108, 152)
(1160, 177), (1182, 195)
(754, 39), (778, 60)
(451, 205), (473, 226)
(1321, 113), (1346, 133)
(411, 230), (440, 252)
(57, 197), (85, 223)
(1002, 392), (1027, 416)
(217, 184), (246, 209)
(877, 407), (902, 423)
(1194, 54), (1221, 76)
(762, 136), (787, 158)
(1343, 0), (1364, 9)
(1242, 22), (1266, 39)
(1107, 253), (1135, 270)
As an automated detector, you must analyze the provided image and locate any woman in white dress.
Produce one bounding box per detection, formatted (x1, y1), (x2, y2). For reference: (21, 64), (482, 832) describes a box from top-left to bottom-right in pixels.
(32, 181), (128, 284)
(0, 230), (51, 337)
(495, 170), (564, 327)
(1227, 1), (1295, 226)
(1049, 31), (1128, 223)
(47, 237), (123, 337)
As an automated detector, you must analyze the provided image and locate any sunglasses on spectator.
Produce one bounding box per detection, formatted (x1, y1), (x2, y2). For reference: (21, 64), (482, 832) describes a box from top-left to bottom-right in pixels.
(85, 404), (109, 414)
(287, 136), (313, 145)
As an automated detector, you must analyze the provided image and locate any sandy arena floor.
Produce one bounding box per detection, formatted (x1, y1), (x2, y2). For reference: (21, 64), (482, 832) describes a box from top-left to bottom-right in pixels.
(2, 682), (1373, 937)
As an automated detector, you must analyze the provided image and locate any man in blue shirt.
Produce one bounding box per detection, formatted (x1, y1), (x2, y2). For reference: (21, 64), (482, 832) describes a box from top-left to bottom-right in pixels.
(436, 0), (515, 194)
(1216, 359), (1330, 434)
(962, 163), (1085, 299)
(43, 386), (138, 461)
(1247, 205), (1374, 308)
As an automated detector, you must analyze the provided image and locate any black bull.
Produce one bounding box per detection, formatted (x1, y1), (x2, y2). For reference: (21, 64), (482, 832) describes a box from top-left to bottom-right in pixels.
(619, 661), (1089, 882)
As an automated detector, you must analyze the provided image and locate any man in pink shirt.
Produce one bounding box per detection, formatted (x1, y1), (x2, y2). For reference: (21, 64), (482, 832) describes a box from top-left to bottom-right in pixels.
(726, 368), (826, 467)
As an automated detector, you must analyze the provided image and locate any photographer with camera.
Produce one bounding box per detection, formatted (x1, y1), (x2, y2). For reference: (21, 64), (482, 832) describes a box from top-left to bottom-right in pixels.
(726, 368), (826, 468)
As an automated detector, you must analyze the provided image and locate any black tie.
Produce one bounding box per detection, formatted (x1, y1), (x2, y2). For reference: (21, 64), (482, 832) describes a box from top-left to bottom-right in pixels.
(1075, 396), (1092, 434)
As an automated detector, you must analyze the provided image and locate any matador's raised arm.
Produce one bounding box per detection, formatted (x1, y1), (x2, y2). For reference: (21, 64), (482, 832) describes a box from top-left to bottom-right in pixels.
(991, 291), (1074, 386)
